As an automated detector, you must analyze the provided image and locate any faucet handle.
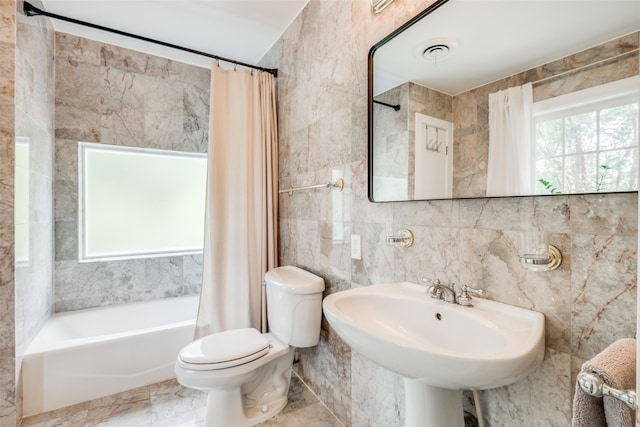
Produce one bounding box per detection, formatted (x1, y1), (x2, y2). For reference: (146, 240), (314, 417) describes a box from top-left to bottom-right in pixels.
(457, 285), (486, 307)
(462, 285), (485, 297)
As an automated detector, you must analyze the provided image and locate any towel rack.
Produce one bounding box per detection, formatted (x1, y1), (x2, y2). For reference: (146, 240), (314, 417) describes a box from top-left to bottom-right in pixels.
(279, 178), (344, 197)
(577, 371), (636, 409)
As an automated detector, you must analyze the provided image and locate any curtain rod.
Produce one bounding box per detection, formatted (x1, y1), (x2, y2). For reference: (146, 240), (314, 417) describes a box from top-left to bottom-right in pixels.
(23, 1), (278, 77)
(373, 100), (401, 111)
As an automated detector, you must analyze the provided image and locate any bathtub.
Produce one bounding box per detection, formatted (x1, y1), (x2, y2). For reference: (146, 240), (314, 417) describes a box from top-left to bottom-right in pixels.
(22, 295), (199, 416)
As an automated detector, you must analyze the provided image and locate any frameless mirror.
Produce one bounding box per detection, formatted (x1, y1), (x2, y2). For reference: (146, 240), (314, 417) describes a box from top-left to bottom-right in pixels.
(368, 0), (640, 202)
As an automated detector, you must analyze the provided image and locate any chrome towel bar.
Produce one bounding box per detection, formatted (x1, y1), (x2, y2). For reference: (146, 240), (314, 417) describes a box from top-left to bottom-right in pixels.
(279, 178), (344, 197)
(577, 371), (636, 410)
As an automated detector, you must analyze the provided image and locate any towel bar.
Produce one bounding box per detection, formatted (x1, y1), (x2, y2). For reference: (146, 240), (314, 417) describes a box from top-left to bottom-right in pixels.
(278, 178), (344, 197)
(577, 372), (636, 410)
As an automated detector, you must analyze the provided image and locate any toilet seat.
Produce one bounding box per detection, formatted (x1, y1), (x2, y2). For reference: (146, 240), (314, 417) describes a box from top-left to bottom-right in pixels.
(178, 328), (270, 370)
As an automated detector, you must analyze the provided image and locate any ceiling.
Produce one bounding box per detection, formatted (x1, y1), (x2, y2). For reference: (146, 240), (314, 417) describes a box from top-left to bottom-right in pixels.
(374, 0), (640, 96)
(39, 0), (310, 69)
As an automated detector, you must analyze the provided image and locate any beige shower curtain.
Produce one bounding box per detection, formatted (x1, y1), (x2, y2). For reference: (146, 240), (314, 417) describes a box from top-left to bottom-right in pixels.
(194, 64), (278, 339)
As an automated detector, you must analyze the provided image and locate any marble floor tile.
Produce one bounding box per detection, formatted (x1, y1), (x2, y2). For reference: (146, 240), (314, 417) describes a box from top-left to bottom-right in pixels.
(20, 374), (343, 427)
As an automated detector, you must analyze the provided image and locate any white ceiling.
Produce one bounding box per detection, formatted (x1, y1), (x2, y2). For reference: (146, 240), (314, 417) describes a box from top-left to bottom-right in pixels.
(374, 0), (640, 96)
(39, 0), (310, 69)
(36, 1), (640, 86)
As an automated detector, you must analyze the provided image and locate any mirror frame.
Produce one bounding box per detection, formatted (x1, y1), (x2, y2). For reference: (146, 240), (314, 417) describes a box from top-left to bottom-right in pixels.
(366, 0), (639, 203)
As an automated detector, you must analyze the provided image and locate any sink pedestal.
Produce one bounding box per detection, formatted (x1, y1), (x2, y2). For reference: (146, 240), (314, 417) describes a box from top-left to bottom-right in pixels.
(405, 379), (464, 427)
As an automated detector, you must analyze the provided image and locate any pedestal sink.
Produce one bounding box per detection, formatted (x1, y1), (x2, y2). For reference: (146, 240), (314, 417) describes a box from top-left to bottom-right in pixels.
(322, 282), (545, 427)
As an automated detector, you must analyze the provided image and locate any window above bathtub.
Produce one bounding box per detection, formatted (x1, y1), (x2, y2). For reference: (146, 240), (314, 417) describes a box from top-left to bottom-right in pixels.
(78, 142), (207, 262)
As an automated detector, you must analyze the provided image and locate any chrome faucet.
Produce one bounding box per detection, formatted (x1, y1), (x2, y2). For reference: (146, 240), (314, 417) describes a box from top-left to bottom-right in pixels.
(431, 284), (457, 303)
(420, 277), (457, 303)
(419, 277), (485, 306)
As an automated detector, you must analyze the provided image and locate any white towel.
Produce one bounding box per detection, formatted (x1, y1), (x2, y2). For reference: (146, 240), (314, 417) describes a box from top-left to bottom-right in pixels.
(572, 338), (636, 427)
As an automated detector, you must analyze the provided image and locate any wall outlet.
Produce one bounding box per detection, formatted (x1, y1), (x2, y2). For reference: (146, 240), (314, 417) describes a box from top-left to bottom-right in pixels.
(350, 234), (362, 260)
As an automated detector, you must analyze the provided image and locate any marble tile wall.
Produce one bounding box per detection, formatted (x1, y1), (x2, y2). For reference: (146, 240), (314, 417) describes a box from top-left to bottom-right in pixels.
(0, 0), (17, 423)
(14, 0), (55, 424)
(53, 34), (210, 312)
(0, 0), (49, 424)
(373, 82), (451, 201)
(261, 0), (638, 426)
(372, 83), (408, 200)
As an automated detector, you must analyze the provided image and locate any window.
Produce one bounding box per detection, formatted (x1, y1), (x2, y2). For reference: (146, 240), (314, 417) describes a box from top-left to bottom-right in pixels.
(533, 76), (639, 194)
(15, 137), (29, 265)
(79, 142), (207, 262)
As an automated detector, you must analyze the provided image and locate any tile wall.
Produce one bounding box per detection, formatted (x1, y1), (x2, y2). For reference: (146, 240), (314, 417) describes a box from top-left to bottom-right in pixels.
(371, 83), (408, 201)
(261, 0), (639, 425)
(1, 0), (55, 424)
(0, 0), (17, 423)
(53, 34), (209, 312)
(14, 0), (55, 422)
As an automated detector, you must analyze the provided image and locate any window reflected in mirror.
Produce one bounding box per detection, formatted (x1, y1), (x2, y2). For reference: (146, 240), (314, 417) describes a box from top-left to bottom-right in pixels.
(533, 77), (639, 195)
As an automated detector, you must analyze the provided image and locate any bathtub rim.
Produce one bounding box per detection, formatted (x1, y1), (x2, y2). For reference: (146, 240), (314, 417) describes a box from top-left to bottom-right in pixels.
(24, 295), (199, 356)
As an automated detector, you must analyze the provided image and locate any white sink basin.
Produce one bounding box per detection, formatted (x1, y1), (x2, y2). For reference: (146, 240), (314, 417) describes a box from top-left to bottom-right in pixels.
(322, 282), (545, 390)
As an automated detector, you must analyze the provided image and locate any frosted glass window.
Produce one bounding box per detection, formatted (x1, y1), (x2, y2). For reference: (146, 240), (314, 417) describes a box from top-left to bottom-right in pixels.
(79, 142), (207, 262)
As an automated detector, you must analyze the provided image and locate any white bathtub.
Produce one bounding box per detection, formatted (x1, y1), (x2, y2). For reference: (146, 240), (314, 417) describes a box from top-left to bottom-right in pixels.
(22, 295), (199, 416)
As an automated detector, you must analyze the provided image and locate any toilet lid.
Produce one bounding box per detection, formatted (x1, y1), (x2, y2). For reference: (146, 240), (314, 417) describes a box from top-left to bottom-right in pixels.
(179, 328), (270, 369)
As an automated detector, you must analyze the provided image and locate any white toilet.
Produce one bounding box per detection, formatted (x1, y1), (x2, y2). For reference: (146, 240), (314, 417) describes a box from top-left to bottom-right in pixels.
(175, 266), (325, 427)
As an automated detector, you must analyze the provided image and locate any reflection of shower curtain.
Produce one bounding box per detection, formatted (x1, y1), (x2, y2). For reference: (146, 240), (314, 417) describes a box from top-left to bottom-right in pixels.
(486, 83), (533, 197)
(194, 65), (278, 339)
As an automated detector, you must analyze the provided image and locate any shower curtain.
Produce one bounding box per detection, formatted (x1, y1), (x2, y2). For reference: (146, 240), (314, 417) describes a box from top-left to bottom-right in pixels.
(194, 64), (278, 339)
(486, 83), (534, 197)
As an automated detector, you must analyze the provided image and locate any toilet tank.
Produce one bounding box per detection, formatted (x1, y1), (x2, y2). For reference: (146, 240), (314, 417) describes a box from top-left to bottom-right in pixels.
(265, 266), (325, 348)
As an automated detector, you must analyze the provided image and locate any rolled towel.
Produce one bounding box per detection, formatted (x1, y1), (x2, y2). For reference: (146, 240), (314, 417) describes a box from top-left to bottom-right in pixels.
(572, 338), (636, 427)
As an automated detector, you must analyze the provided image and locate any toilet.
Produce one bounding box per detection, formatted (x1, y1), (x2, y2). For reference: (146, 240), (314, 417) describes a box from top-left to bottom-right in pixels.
(175, 266), (325, 427)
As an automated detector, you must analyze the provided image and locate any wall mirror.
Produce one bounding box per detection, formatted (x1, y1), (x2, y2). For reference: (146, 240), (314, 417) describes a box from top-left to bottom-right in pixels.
(368, 0), (640, 202)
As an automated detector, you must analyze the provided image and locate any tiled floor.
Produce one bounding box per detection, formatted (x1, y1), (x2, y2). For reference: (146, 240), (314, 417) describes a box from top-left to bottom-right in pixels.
(20, 374), (343, 427)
